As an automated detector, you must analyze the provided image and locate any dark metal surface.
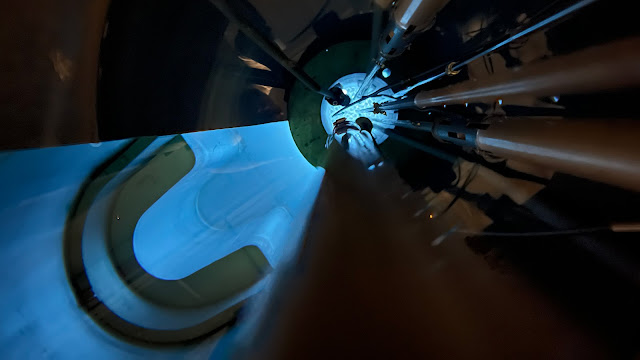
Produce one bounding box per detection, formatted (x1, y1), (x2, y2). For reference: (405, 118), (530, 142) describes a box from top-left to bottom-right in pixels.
(0, 0), (110, 149)
(209, 0), (333, 99)
(355, 0), (451, 99)
(384, 129), (458, 163)
(392, 0), (451, 31)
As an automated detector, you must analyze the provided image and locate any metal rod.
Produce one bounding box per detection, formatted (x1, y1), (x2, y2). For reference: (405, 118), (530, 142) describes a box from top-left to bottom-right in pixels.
(378, 36), (640, 111)
(476, 117), (640, 192)
(370, 2), (385, 63)
(338, 0), (598, 116)
(383, 114), (640, 193)
(354, 64), (382, 100)
(355, 0), (452, 100)
(397, 0), (599, 95)
(209, 0), (333, 98)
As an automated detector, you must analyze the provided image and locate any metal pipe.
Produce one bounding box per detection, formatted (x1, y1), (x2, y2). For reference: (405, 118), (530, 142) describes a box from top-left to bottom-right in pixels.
(611, 223), (640, 233)
(379, 36), (640, 111)
(397, 0), (599, 95)
(392, 0), (451, 31)
(364, 95), (417, 112)
(476, 117), (640, 192)
(209, 0), (333, 98)
(354, 0), (451, 100)
(345, 0), (598, 115)
(354, 63), (382, 100)
(373, 119), (435, 132)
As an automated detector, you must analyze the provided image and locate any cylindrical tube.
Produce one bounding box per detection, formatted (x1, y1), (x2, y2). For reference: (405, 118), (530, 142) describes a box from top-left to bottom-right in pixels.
(379, 0), (451, 61)
(378, 37), (640, 111)
(611, 223), (640, 233)
(413, 37), (640, 108)
(476, 117), (640, 192)
(393, 0), (451, 31)
(356, 0), (451, 101)
(354, 64), (382, 100)
(366, 95), (417, 113)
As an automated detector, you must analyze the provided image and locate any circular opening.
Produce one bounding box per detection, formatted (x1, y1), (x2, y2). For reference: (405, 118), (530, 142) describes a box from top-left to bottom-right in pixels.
(320, 73), (398, 144)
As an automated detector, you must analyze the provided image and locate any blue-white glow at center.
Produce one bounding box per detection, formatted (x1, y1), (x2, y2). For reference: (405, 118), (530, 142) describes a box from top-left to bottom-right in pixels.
(320, 73), (398, 144)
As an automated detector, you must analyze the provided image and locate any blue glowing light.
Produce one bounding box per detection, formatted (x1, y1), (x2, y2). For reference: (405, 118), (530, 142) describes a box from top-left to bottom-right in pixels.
(0, 121), (325, 357)
(134, 122), (324, 279)
(320, 73), (399, 144)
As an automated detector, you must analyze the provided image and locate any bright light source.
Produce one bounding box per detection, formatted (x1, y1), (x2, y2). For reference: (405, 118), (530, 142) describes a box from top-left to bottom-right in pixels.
(368, 164), (376, 171)
(498, 99), (503, 105)
(320, 73), (399, 144)
(429, 214), (434, 219)
(382, 68), (392, 78)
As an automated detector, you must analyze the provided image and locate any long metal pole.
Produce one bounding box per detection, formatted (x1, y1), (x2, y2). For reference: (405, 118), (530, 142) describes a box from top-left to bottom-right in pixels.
(376, 36), (640, 111)
(339, 0), (599, 116)
(396, 0), (600, 96)
(354, 0), (452, 100)
(476, 117), (640, 192)
(388, 116), (640, 192)
(209, 0), (333, 98)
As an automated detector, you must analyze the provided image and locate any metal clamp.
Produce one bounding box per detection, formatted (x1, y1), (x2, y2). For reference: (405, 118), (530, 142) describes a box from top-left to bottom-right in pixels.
(445, 62), (461, 76)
